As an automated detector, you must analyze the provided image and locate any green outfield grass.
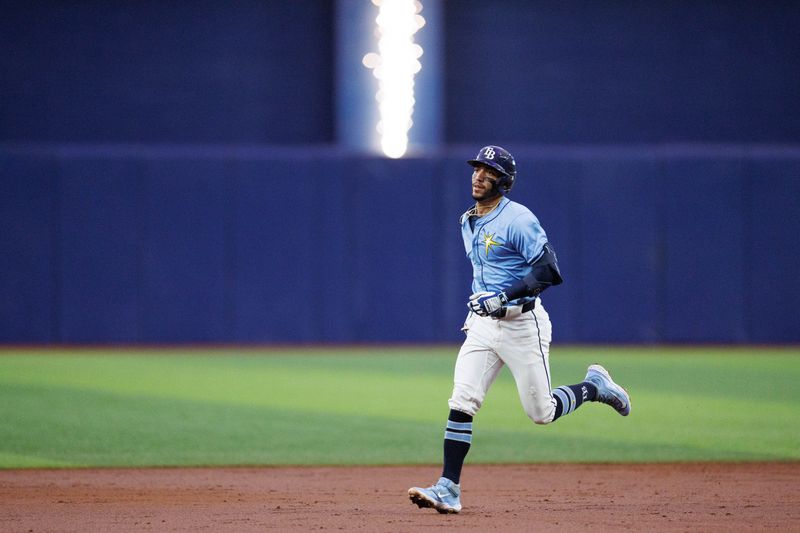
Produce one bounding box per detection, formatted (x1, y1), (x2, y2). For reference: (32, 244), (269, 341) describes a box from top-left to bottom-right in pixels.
(0, 346), (798, 468)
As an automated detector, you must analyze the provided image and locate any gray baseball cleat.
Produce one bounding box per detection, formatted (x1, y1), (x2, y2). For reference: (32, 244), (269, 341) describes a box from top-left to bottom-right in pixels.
(408, 477), (462, 514)
(584, 364), (631, 416)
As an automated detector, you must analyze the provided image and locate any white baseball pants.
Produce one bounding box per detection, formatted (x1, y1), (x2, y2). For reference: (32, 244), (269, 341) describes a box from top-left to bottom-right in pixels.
(448, 299), (557, 424)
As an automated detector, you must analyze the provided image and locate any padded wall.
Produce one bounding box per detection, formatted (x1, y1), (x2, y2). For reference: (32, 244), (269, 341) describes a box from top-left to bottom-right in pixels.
(2, 146), (798, 344)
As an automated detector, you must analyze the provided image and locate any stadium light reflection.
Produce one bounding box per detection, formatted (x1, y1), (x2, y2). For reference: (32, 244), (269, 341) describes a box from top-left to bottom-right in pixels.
(362, 0), (425, 158)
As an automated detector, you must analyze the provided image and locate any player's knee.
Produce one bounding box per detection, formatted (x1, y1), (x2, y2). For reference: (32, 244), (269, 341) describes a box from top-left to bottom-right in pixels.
(524, 400), (556, 425)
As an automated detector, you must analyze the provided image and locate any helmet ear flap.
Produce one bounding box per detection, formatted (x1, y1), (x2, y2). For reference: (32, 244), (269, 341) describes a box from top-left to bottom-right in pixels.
(499, 175), (513, 194)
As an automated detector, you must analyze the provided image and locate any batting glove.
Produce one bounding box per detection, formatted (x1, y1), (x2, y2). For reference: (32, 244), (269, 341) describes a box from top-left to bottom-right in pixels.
(468, 291), (509, 317)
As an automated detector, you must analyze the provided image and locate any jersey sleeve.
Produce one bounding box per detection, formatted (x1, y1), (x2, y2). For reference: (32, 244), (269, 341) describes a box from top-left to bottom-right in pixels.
(508, 212), (549, 265)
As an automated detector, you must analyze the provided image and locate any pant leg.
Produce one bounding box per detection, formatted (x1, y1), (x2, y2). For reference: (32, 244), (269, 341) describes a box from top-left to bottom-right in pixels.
(448, 313), (505, 416)
(499, 301), (557, 424)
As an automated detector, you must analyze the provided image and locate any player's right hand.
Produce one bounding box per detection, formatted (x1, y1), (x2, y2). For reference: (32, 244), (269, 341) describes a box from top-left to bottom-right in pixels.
(468, 291), (508, 317)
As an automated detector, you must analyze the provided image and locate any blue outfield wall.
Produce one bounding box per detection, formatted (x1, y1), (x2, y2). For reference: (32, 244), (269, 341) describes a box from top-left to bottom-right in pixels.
(1, 145), (799, 345)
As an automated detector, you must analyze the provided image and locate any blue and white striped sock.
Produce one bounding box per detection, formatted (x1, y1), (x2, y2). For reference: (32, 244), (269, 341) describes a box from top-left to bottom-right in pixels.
(441, 410), (473, 484)
(551, 382), (597, 421)
(444, 419), (473, 444)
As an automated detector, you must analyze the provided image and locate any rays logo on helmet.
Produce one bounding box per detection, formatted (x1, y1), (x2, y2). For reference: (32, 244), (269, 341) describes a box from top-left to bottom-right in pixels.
(483, 147), (496, 159)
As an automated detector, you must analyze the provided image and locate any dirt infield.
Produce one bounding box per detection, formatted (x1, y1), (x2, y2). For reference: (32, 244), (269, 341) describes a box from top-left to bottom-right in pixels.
(1, 463), (798, 532)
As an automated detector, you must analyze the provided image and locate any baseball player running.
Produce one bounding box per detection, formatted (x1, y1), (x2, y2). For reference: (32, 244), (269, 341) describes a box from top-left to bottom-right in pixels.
(408, 145), (631, 514)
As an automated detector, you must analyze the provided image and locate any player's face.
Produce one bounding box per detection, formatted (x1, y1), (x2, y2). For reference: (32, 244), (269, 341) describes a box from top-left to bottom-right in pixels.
(471, 164), (501, 201)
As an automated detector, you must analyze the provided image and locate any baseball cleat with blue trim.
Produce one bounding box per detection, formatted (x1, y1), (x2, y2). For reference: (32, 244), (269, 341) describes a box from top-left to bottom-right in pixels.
(584, 364), (631, 416)
(408, 477), (462, 514)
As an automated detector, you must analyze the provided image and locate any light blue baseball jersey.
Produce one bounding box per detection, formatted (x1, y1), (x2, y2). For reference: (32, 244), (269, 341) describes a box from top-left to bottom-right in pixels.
(460, 196), (549, 304)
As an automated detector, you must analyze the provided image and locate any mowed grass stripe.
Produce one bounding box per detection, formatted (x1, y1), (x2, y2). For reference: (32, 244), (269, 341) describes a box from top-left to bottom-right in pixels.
(0, 347), (797, 467)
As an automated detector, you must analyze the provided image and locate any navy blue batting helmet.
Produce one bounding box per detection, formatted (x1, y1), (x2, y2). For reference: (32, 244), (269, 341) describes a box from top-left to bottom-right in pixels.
(467, 145), (517, 193)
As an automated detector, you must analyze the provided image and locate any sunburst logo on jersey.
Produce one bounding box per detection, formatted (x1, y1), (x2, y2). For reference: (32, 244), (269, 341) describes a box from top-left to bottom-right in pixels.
(482, 232), (501, 257)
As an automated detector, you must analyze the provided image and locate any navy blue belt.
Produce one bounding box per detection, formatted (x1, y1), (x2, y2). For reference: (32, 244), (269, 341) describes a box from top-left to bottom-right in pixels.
(494, 299), (536, 318)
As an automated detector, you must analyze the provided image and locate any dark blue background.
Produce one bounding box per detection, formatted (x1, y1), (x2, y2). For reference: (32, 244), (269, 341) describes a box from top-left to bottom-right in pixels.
(1, 3), (798, 344)
(0, 2), (334, 144)
(2, 144), (798, 344)
(444, 1), (800, 143)
(2, 2), (798, 145)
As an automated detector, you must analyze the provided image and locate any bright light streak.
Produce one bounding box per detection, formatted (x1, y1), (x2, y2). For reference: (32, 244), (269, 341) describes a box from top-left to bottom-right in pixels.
(363, 0), (425, 158)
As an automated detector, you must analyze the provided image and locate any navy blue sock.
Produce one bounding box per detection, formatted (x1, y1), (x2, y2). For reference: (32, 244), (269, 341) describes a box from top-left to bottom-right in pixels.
(551, 382), (597, 421)
(441, 409), (473, 484)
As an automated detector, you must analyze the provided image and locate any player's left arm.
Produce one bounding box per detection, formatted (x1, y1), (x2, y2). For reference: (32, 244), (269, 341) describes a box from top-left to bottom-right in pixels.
(503, 242), (563, 299)
(468, 243), (563, 316)
(469, 214), (563, 316)
(505, 212), (563, 298)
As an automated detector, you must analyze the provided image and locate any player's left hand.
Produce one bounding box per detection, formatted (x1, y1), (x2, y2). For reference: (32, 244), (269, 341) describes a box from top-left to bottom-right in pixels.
(468, 291), (509, 317)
